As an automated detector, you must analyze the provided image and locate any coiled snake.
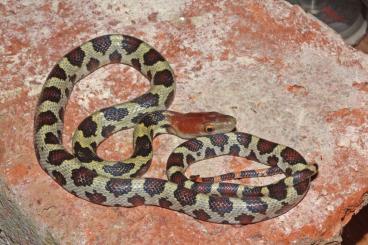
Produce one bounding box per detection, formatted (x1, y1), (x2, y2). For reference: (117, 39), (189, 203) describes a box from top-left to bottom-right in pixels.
(34, 34), (317, 224)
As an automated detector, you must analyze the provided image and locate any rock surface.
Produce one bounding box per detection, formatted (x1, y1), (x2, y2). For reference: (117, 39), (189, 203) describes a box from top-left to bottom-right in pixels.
(1, 0), (367, 244)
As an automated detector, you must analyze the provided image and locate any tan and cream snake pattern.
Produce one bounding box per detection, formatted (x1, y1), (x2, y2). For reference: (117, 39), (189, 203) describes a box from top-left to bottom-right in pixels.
(34, 34), (317, 224)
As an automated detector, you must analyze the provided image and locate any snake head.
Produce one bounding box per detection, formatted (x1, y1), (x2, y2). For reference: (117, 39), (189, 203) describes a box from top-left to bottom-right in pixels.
(167, 111), (237, 139)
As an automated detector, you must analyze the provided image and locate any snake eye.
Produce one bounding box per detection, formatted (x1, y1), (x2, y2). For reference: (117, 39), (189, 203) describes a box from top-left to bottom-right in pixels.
(205, 125), (215, 133)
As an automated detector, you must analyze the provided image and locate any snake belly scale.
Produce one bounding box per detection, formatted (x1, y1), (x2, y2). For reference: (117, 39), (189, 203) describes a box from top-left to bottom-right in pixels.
(34, 34), (317, 224)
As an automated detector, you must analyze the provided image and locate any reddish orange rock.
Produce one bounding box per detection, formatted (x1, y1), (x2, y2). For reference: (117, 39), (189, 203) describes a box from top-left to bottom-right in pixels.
(0, 0), (367, 244)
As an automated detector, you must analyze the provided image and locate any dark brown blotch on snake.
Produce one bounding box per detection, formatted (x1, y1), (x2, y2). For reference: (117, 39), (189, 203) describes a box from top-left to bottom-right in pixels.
(47, 149), (74, 166)
(102, 162), (135, 176)
(109, 50), (122, 63)
(153, 69), (174, 87)
(47, 64), (67, 80)
(143, 48), (165, 66)
(132, 92), (160, 108)
(86, 58), (100, 72)
(121, 35), (142, 55)
(143, 178), (166, 197)
(257, 138), (278, 155)
(86, 190), (107, 204)
(105, 178), (133, 197)
(66, 47), (85, 67)
(91, 35), (112, 54)
(71, 167), (98, 187)
(208, 196), (233, 216)
(128, 194), (145, 206)
(52, 170), (66, 186)
(77, 116), (98, 138)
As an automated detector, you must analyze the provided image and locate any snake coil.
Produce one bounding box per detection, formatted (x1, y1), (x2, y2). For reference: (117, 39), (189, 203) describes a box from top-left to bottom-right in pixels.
(34, 34), (317, 224)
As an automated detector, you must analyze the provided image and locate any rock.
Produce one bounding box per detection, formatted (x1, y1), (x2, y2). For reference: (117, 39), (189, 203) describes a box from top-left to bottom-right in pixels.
(0, 0), (367, 244)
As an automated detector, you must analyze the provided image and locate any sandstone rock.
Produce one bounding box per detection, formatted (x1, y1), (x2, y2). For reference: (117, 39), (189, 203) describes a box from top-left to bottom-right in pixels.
(0, 0), (367, 244)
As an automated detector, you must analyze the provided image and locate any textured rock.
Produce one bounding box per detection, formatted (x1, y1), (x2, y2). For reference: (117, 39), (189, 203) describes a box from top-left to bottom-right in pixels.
(0, 180), (56, 244)
(0, 0), (367, 244)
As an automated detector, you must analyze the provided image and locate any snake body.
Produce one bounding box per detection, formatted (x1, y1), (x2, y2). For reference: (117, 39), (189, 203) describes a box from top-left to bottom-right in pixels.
(34, 34), (317, 224)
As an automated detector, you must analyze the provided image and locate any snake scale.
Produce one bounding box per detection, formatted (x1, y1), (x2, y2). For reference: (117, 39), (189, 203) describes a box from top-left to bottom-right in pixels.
(34, 34), (318, 224)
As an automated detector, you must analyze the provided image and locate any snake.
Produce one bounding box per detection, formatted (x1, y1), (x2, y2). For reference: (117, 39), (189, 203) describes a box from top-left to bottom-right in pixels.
(34, 34), (318, 224)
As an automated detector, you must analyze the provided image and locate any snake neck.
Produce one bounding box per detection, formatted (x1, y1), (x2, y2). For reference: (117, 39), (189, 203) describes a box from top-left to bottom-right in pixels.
(131, 110), (208, 159)
(133, 110), (171, 138)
